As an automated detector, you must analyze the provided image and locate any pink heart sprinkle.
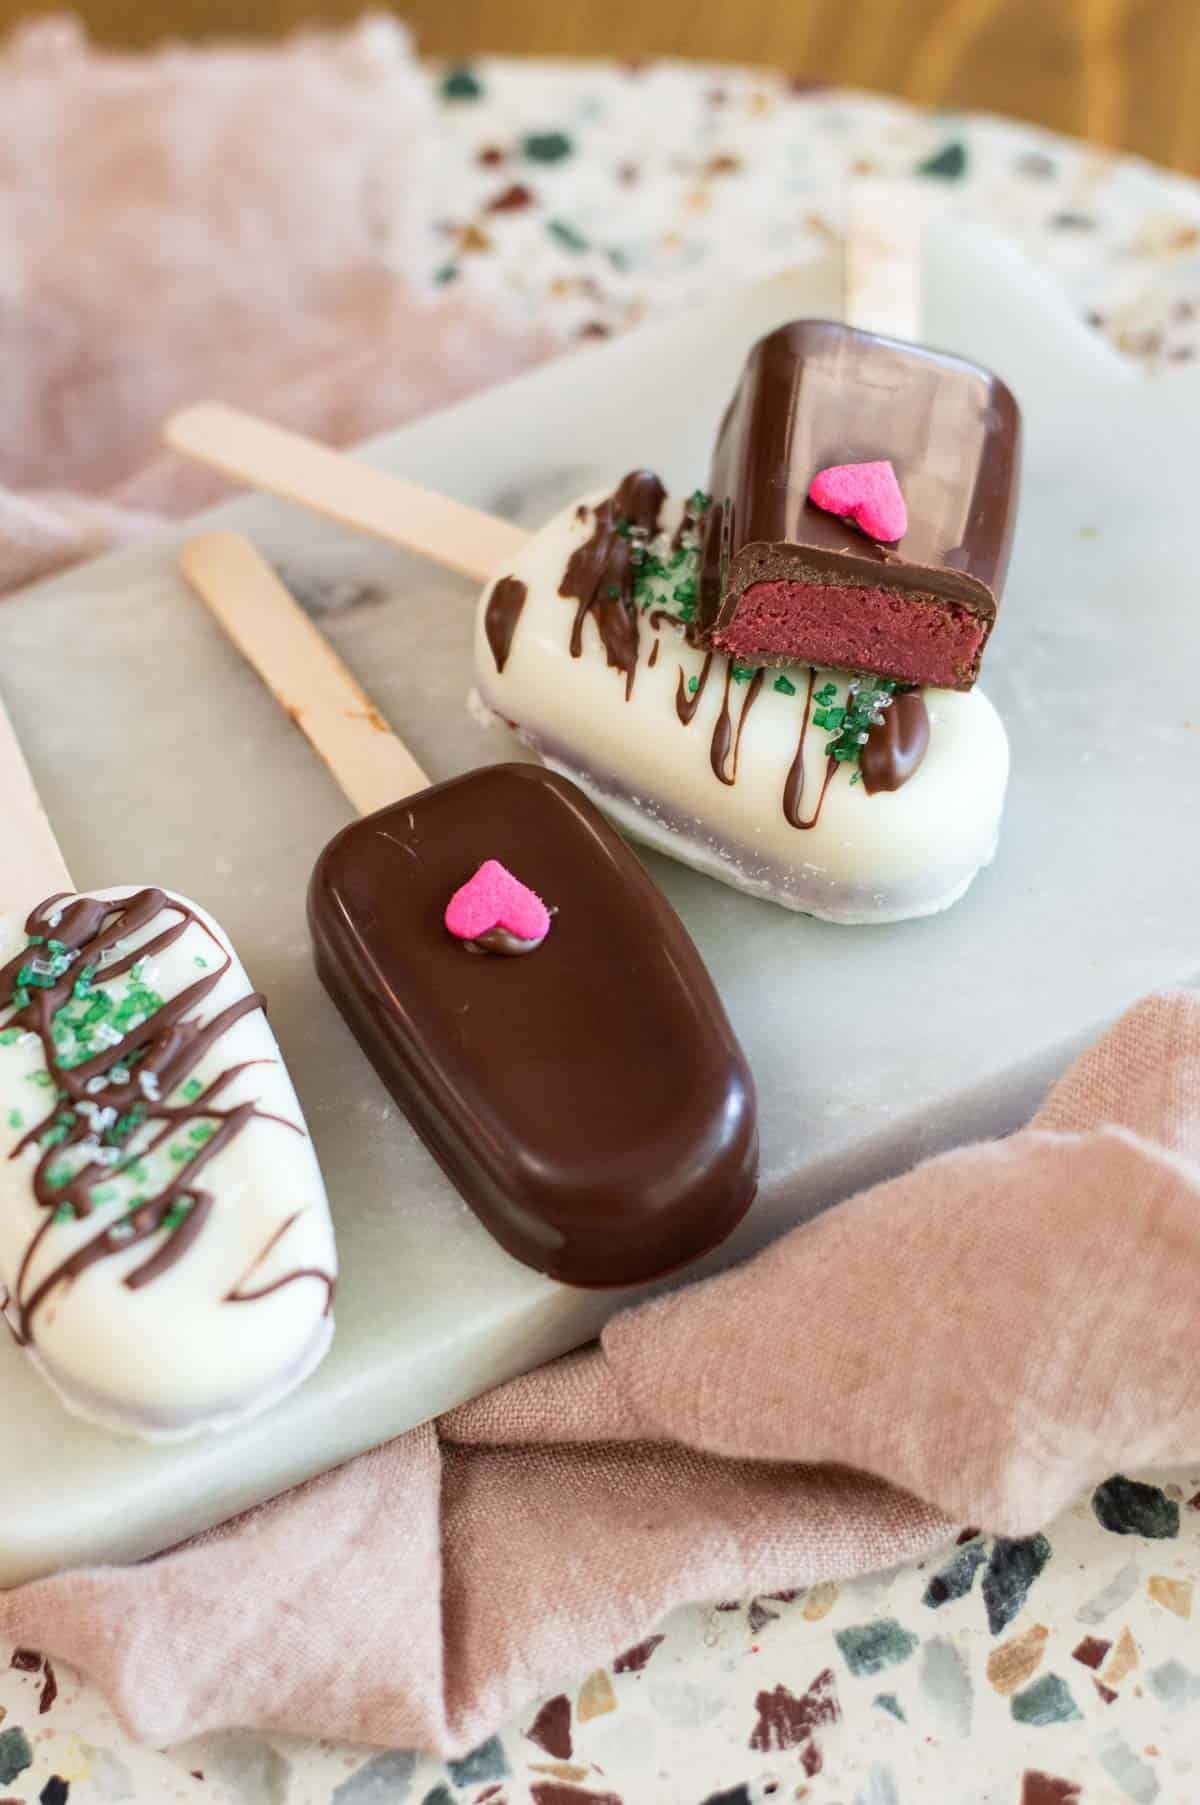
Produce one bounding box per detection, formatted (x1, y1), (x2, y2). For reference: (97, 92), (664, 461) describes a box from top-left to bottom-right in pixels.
(808, 460), (908, 543)
(445, 859), (552, 946)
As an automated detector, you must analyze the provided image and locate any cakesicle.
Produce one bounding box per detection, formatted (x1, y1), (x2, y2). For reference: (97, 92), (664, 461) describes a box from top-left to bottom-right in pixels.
(697, 321), (1021, 690)
(473, 480), (1010, 925)
(310, 762), (757, 1287)
(0, 884), (337, 1439)
(179, 533), (759, 1291)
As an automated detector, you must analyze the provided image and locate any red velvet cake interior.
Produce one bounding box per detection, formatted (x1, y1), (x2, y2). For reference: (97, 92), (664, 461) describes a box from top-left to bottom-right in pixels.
(713, 578), (988, 690)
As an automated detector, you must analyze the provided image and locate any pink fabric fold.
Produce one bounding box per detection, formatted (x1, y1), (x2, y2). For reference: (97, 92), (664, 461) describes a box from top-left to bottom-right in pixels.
(3, 989), (1200, 1757)
(0, 15), (555, 595)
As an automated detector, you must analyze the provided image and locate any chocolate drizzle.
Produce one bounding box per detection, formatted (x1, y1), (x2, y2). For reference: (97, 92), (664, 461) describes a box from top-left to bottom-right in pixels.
(0, 889), (333, 1345)
(710, 666), (765, 786)
(783, 668), (839, 829)
(484, 576), (527, 674)
(676, 651), (714, 726)
(560, 471), (666, 699)
(861, 690), (931, 794)
(225, 1210), (335, 1314)
(542, 477), (933, 834)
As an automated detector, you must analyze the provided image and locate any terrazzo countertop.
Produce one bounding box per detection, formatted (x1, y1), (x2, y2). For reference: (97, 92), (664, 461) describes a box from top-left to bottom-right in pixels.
(3, 1468), (1199, 1803)
(4, 51), (1200, 1805)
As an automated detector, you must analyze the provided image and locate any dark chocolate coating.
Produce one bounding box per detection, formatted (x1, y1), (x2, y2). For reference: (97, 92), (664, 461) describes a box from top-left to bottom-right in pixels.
(309, 763), (758, 1287)
(698, 320), (1021, 684)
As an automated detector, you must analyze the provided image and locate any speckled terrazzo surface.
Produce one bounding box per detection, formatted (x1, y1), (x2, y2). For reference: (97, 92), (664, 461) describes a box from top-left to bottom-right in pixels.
(3, 1469), (1200, 1802)
(5, 53), (1200, 1805)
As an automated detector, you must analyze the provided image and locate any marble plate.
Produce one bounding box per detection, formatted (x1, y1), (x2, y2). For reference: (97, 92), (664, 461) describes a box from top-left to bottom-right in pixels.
(0, 219), (1197, 1584)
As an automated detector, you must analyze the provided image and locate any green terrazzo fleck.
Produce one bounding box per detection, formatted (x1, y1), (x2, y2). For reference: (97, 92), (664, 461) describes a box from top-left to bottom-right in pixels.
(918, 141), (968, 181)
(440, 65), (483, 101)
(0, 1726), (32, 1785)
(1010, 1673), (1081, 1726)
(1092, 1475), (1180, 1539)
(835, 1618), (919, 1677)
(523, 131), (573, 164)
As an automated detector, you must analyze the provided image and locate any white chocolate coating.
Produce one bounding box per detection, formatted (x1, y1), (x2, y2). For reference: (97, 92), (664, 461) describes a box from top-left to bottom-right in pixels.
(473, 493), (1010, 925)
(0, 888), (337, 1439)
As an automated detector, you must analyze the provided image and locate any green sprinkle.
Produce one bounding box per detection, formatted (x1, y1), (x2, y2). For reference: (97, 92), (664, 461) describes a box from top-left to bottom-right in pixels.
(28, 1070), (53, 1089)
(53, 1203), (75, 1224)
(181, 1078), (204, 1102)
(124, 1162), (149, 1184)
(731, 661), (757, 684)
(111, 1103), (147, 1142)
(46, 939), (66, 955)
(0, 1029), (20, 1047)
(73, 965), (96, 998)
(11, 987), (30, 1010)
(689, 489), (711, 513)
(687, 675), (700, 696)
(26, 935), (44, 947)
(833, 746), (859, 762)
(163, 1204), (191, 1230)
(606, 584), (622, 600)
(6, 1109), (22, 1129)
(523, 130), (573, 164)
(169, 1145), (191, 1163)
(189, 1123), (216, 1145)
(92, 1186), (118, 1205)
(40, 1124), (68, 1149)
(47, 1165), (72, 1190)
(546, 218), (588, 253)
(193, 957), (209, 970)
(813, 706), (846, 731)
(774, 674), (798, 697)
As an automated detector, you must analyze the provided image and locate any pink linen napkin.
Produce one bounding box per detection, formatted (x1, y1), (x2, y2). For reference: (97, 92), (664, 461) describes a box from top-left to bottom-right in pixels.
(3, 989), (1199, 1756)
(0, 15), (554, 595)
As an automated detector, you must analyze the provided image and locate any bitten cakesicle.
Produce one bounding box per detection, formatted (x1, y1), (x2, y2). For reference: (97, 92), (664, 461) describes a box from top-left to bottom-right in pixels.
(697, 321), (1020, 690)
(0, 704), (337, 1440)
(180, 534), (758, 1289)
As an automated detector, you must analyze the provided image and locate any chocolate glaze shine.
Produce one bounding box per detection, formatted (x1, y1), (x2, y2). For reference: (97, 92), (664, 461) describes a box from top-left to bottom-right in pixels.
(309, 763), (758, 1287)
(699, 321), (1021, 686)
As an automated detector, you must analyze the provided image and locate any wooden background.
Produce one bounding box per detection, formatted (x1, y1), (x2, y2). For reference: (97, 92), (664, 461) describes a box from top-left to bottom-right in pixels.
(6, 0), (1200, 177)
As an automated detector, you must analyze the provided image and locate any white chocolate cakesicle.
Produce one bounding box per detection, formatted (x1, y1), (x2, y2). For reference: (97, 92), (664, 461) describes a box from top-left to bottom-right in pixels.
(0, 886), (337, 1439)
(472, 489), (1010, 925)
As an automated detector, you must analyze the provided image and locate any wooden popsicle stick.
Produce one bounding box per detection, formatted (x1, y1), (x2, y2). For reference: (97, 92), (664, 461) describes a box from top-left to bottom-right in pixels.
(179, 532), (429, 819)
(166, 403), (528, 585)
(0, 694), (73, 918)
(842, 177), (924, 342)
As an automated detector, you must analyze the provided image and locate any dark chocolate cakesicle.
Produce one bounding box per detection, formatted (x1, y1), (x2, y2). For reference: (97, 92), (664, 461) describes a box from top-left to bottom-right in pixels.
(698, 320), (1021, 690)
(310, 762), (759, 1288)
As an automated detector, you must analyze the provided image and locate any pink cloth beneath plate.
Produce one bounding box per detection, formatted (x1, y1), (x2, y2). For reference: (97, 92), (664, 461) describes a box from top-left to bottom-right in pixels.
(4, 990), (1200, 1756)
(0, 14), (554, 595)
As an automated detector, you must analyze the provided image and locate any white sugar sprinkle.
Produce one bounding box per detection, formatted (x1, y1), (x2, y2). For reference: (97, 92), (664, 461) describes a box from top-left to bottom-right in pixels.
(85, 1075), (108, 1095)
(94, 1024), (123, 1049)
